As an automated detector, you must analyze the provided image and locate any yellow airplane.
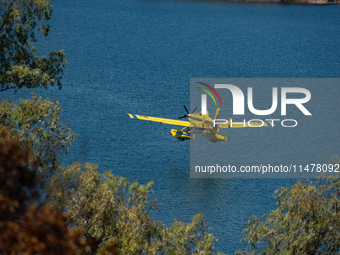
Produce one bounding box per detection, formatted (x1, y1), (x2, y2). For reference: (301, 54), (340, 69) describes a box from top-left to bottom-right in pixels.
(127, 106), (272, 143)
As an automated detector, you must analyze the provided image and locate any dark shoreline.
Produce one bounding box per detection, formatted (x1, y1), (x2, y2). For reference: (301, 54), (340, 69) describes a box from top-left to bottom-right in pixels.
(199, 0), (339, 4)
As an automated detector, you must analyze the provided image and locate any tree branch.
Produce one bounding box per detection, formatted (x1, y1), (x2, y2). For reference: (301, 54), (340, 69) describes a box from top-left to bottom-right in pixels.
(0, 1), (14, 33)
(0, 85), (18, 92)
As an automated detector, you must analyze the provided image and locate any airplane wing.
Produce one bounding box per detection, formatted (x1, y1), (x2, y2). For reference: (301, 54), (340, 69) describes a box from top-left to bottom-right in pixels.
(127, 114), (191, 127)
(219, 120), (274, 128)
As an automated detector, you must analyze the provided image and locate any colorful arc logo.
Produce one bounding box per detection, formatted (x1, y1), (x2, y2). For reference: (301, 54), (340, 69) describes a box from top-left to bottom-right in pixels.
(198, 82), (222, 106)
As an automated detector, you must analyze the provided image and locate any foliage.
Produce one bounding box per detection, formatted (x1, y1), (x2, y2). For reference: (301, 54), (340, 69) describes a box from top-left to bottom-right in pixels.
(0, 128), (38, 220)
(0, 134), (90, 254)
(0, 0), (66, 91)
(155, 214), (222, 255)
(48, 163), (223, 255)
(235, 173), (340, 255)
(0, 94), (75, 177)
(48, 162), (155, 255)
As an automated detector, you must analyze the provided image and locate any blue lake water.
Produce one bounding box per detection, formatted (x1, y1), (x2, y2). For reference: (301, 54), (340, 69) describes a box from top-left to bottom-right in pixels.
(1, 0), (340, 253)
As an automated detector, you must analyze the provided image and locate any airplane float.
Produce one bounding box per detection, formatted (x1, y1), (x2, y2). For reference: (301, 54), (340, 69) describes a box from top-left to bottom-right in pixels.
(127, 106), (272, 143)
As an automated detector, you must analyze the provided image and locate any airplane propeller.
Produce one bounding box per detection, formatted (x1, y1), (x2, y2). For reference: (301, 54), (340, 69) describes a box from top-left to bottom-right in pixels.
(178, 105), (198, 119)
(184, 105), (189, 114)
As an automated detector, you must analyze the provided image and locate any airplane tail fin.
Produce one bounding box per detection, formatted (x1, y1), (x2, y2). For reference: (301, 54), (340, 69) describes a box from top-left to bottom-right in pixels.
(214, 108), (220, 120)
